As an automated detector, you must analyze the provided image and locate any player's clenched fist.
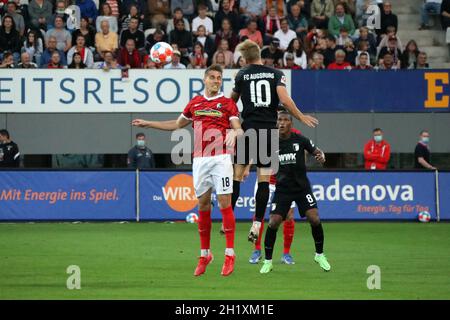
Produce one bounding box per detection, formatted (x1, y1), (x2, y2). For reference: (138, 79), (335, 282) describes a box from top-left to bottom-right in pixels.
(314, 149), (326, 164)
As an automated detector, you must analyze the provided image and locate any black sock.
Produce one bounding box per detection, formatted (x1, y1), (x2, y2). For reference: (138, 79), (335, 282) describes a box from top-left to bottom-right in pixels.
(254, 182), (270, 222)
(264, 226), (278, 260)
(311, 223), (324, 254)
(231, 180), (241, 210)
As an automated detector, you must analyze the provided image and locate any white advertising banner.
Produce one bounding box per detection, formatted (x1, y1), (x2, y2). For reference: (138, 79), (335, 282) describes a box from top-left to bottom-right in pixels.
(0, 69), (291, 113)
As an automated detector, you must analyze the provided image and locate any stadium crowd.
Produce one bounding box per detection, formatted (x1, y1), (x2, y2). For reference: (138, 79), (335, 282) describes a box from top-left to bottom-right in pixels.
(1, 0), (447, 70)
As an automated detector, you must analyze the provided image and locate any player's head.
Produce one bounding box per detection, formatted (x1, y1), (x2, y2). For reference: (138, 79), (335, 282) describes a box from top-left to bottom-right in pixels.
(204, 64), (223, 95)
(236, 39), (261, 64)
(277, 110), (292, 135)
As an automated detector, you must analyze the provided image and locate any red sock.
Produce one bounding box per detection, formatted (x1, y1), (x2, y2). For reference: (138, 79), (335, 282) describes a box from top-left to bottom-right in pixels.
(254, 216), (265, 251)
(283, 218), (295, 254)
(198, 210), (212, 250)
(220, 206), (235, 249)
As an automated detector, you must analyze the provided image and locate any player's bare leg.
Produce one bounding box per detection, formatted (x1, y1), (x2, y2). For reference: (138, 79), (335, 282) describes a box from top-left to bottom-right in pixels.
(305, 208), (331, 272)
(281, 208), (296, 264)
(194, 189), (214, 276)
(248, 168), (271, 243)
(217, 193), (236, 276)
(220, 163), (249, 235)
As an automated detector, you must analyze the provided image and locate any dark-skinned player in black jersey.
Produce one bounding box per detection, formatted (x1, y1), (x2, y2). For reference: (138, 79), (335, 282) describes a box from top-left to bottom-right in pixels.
(229, 39), (319, 244)
(260, 111), (331, 274)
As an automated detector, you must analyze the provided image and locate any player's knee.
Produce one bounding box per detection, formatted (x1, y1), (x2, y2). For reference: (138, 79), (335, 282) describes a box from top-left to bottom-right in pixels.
(307, 210), (321, 226)
(310, 218), (320, 226)
(233, 165), (247, 182)
(217, 195), (231, 209)
(234, 173), (244, 182)
(198, 198), (212, 212)
(269, 215), (282, 229)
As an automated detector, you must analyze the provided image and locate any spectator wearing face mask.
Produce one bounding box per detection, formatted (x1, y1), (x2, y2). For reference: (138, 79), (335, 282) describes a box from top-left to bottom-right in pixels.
(127, 133), (156, 169)
(414, 130), (436, 170)
(363, 128), (391, 170)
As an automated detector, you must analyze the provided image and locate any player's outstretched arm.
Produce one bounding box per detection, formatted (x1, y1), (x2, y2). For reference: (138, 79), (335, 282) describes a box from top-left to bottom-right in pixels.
(313, 148), (326, 164)
(276, 86), (319, 128)
(132, 119), (186, 131)
(175, 114), (192, 129)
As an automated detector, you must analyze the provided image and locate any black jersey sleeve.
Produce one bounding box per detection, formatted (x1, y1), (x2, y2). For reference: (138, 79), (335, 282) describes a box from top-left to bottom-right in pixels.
(274, 69), (287, 88)
(299, 135), (317, 154)
(232, 69), (244, 94)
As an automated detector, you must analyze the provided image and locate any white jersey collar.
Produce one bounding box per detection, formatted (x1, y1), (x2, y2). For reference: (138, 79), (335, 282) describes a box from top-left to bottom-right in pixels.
(203, 92), (224, 101)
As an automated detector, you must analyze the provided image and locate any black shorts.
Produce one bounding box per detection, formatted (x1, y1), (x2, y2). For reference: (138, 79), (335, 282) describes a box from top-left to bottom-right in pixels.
(271, 188), (318, 219)
(234, 127), (279, 168)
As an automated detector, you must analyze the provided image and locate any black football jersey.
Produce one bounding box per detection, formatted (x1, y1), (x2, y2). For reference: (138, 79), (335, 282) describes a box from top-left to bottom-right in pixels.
(233, 64), (287, 129)
(276, 132), (317, 192)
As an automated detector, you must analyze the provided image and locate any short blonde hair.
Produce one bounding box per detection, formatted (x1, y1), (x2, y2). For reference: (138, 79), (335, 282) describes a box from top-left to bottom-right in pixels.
(236, 39), (260, 64)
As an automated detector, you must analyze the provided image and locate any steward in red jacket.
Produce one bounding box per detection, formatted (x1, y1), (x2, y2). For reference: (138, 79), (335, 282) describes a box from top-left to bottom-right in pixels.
(364, 128), (391, 170)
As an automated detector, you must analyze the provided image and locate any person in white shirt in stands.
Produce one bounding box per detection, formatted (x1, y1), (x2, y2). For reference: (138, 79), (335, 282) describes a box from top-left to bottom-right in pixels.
(164, 50), (187, 69)
(96, 2), (119, 33)
(191, 4), (213, 36)
(274, 18), (297, 50)
(283, 37), (307, 69)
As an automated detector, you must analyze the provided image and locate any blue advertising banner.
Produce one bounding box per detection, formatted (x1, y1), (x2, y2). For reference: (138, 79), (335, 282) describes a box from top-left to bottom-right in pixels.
(139, 171), (264, 220)
(439, 172), (450, 220)
(291, 70), (449, 112)
(308, 171), (436, 220)
(138, 171), (438, 221)
(138, 171), (255, 220)
(0, 170), (444, 221)
(0, 171), (135, 220)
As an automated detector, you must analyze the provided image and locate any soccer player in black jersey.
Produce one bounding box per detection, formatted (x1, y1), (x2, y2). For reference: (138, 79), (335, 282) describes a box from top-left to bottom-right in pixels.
(230, 39), (319, 244)
(260, 111), (331, 274)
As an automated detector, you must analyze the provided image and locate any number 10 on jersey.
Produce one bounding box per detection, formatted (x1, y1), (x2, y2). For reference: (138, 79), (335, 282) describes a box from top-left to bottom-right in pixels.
(250, 80), (272, 107)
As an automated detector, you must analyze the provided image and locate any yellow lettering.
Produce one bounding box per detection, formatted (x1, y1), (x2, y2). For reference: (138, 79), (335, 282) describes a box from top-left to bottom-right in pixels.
(424, 72), (449, 108)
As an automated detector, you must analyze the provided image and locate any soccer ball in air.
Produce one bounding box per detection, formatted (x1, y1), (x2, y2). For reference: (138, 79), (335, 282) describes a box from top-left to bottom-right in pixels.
(418, 211), (431, 223)
(150, 42), (173, 64)
(186, 213), (199, 224)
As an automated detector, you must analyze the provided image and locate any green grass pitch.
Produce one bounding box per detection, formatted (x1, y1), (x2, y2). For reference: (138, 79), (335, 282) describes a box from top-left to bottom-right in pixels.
(0, 221), (449, 300)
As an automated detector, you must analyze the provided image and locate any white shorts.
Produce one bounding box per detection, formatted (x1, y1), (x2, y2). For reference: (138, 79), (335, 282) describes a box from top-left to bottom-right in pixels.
(254, 181), (296, 209)
(192, 154), (234, 197)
